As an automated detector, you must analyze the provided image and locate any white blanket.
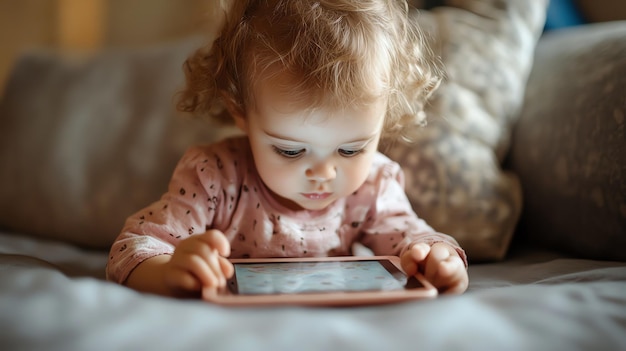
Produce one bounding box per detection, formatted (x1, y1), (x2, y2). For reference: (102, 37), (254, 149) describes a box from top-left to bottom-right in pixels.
(1, 231), (625, 351)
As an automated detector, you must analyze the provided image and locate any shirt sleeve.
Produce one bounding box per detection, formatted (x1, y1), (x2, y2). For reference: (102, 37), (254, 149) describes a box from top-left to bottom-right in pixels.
(359, 160), (468, 266)
(106, 145), (225, 284)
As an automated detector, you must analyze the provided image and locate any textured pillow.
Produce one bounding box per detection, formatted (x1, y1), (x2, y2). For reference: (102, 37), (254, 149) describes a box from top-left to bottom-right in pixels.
(385, 1), (548, 261)
(509, 21), (626, 261)
(0, 37), (238, 249)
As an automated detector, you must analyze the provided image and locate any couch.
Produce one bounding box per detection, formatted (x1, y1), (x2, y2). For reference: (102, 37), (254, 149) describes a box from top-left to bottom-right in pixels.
(1, 1), (625, 350)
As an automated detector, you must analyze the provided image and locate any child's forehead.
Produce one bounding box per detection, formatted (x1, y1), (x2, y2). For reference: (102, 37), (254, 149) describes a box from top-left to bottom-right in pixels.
(250, 81), (387, 137)
(247, 66), (388, 114)
(259, 110), (383, 148)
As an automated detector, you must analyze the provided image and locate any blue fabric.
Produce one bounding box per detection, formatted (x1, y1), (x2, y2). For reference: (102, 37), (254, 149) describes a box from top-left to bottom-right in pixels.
(544, 0), (586, 31)
(419, 0), (581, 32)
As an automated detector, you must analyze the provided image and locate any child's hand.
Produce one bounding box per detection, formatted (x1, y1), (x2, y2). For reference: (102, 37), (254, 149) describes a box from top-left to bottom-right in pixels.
(400, 242), (468, 294)
(163, 230), (234, 295)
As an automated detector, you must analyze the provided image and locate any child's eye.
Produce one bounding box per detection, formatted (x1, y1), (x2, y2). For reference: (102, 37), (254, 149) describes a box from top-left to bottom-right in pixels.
(272, 146), (305, 158)
(338, 148), (364, 157)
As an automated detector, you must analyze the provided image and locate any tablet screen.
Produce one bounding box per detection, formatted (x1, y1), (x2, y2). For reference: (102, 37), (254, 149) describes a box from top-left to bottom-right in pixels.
(229, 259), (421, 295)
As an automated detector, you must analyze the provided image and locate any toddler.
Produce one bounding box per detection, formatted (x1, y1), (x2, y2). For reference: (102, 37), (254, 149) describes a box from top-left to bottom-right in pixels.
(107, 0), (468, 298)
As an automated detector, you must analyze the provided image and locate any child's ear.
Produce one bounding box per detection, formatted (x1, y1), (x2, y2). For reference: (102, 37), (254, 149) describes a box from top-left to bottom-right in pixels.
(221, 93), (247, 132)
(232, 111), (247, 132)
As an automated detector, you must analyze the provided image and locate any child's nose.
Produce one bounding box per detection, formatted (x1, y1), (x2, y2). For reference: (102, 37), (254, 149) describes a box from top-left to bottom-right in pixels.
(305, 160), (337, 181)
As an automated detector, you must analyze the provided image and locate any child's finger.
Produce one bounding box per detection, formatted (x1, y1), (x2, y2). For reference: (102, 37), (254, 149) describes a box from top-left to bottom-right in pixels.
(219, 256), (235, 278)
(431, 257), (467, 294)
(400, 243), (429, 275)
(204, 249), (228, 287)
(202, 230), (231, 257)
(197, 243), (232, 286)
(202, 258), (235, 301)
(400, 253), (418, 276)
(174, 239), (223, 286)
(409, 243), (430, 262)
(430, 243), (452, 261)
(438, 256), (464, 278)
(439, 260), (469, 294)
(191, 254), (224, 287)
(424, 244), (450, 280)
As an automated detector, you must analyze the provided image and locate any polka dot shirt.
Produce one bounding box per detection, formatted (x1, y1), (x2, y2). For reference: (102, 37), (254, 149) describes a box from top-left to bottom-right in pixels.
(106, 137), (465, 284)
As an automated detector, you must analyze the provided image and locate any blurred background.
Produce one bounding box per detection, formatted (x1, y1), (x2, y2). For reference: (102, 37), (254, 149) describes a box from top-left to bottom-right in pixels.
(1, 0), (625, 95)
(0, 0), (217, 94)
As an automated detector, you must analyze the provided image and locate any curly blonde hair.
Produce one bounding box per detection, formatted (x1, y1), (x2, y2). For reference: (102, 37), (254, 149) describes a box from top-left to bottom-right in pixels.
(177, 0), (441, 139)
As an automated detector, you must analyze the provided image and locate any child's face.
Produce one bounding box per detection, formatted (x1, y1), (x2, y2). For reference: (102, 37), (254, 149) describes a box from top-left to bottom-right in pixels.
(235, 79), (387, 211)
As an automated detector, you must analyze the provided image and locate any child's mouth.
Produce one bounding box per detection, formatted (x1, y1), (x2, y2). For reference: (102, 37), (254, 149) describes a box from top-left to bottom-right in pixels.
(301, 192), (332, 200)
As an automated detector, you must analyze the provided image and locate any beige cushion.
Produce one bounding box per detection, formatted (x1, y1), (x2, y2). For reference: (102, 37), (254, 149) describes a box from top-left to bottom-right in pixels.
(385, 1), (548, 261)
(509, 21), (626, 261)
(0, 38), (238, 249)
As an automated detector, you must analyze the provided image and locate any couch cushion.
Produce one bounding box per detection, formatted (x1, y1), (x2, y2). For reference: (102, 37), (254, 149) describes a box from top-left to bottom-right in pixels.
(385, 1), (548, 261)
(509, 21), (626, 261)
(0, 38), (238, 249)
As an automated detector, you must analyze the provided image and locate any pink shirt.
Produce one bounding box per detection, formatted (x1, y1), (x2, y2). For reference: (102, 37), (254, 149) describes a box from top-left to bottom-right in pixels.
(107, 136), (466, 284)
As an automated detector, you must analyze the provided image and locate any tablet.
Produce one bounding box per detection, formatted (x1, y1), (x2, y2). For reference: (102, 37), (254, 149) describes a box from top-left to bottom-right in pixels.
(203, 256), (437, 306)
